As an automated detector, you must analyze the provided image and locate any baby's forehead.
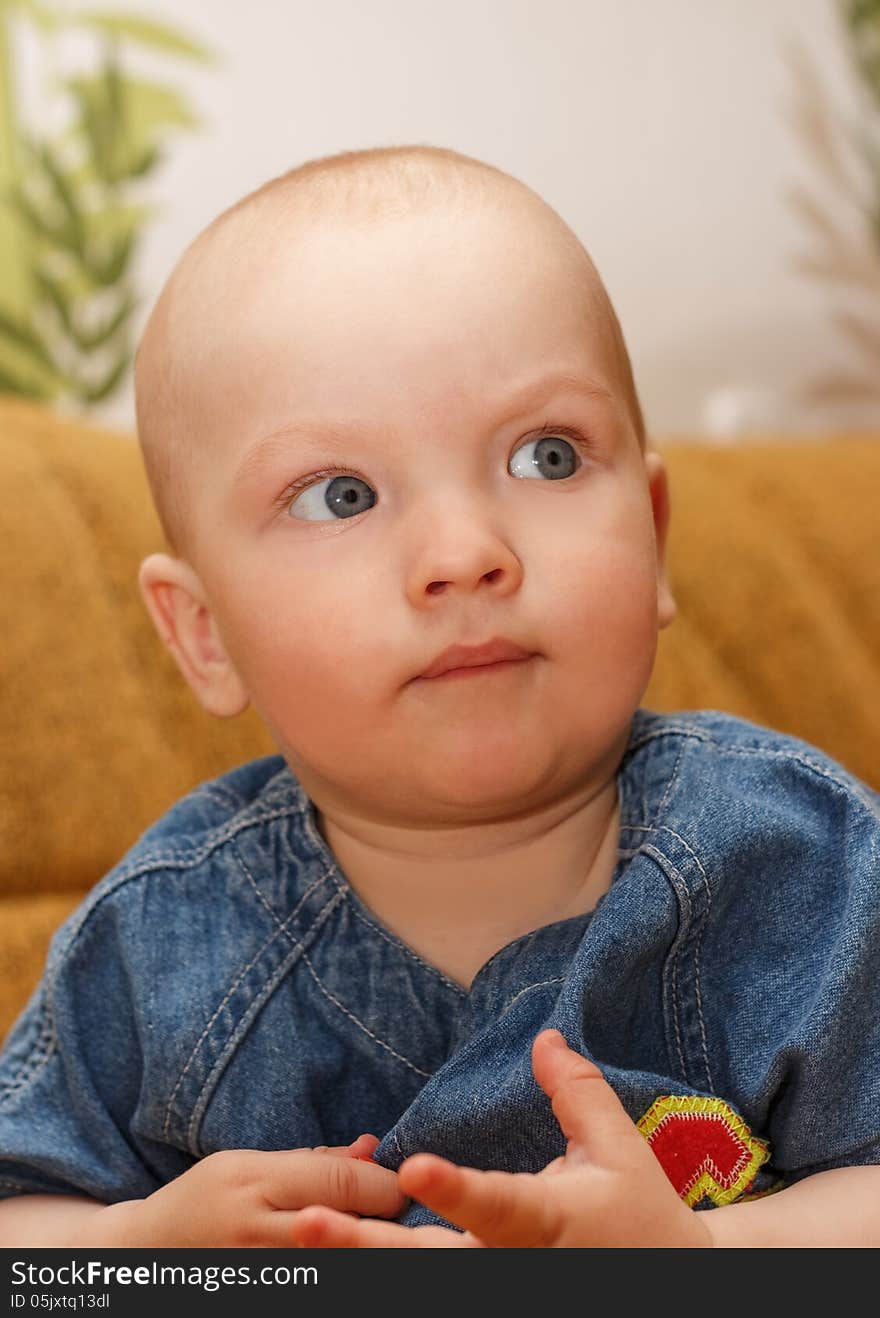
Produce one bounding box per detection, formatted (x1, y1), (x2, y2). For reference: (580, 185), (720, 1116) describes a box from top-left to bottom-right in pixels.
(186, 175), (597, 307)
(137, 180), (639, 471)
(173, 200), (612, 388)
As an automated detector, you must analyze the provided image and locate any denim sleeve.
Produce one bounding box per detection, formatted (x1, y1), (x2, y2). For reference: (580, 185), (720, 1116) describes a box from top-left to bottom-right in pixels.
(0, 885), (180, 1204)
(762, 772), (880, 1183)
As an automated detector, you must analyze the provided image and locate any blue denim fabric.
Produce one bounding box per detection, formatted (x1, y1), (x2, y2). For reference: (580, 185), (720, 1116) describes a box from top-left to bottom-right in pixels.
(1, 708), (879, 1227)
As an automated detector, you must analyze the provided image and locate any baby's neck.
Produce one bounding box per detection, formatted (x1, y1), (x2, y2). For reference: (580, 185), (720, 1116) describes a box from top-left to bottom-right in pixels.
(315, 776), (622, 992)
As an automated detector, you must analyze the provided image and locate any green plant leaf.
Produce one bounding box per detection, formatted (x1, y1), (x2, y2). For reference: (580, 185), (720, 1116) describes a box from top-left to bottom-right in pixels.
(34, 259), (97, 306)
(104, 42), (125, 137)
(68, 290), (137, 351)
(66, 79), (113, 182)
(845, 0), (880, 31)
(59, 194), (154, 246)
(7, 185), (81, 253)
(7, 0), (66, 34)
(0, 360), (55, 400)
(0, 331), (62, 394)
(32, 268), (76, 336)
(85, 229), (136, 286)
(34, 143), (85, 243)
(5, 4), (216, 411)
(81, 348), (131, 403)
(65, 73), (200, 181)
(0, 305), (60, 374)
(32, 267), (137, 353)
(127, 142), (161, 178)
(74, 11), (217, 64)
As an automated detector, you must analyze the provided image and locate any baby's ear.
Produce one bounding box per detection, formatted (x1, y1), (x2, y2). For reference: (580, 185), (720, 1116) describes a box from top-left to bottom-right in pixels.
(643, 450), (677, 631)
(138, 553), (250, 718)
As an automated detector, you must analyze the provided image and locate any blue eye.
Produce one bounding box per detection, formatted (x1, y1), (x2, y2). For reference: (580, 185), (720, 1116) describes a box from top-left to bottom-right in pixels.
(285, 431), (583, 522)
(509, 433), (581, 481)
(287, 473), (377, 522)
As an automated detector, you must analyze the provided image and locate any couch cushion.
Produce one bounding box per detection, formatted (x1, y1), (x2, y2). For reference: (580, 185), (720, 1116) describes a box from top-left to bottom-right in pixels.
(0, 397), (274, 899)
(647, 436), (880, 793)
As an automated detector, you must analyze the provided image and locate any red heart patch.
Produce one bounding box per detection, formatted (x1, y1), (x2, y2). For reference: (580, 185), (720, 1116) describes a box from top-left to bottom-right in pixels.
(637, 1095), (770, 1207)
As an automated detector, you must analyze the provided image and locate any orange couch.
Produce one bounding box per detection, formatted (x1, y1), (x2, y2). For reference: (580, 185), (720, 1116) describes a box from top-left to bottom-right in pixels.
(2, 396), (878, 1042)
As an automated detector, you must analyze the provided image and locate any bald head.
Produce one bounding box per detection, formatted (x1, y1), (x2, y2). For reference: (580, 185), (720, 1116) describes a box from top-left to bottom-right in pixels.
(135, 144), (645, 560)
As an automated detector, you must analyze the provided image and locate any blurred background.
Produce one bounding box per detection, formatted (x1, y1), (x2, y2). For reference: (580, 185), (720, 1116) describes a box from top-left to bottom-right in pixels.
(1, 0), (879, 442)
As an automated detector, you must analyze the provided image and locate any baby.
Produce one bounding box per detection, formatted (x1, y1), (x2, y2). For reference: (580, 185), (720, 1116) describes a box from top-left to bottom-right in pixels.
(0, 144), (878, 1248)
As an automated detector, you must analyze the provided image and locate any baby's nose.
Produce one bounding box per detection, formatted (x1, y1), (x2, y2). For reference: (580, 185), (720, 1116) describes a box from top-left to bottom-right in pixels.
(426, 565), (505, 596)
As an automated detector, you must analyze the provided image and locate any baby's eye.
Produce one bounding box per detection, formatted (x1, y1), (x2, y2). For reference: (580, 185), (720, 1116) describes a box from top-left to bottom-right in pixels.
(508, 433), (581, 481)
(287, 474), (377, 522)
(285, 432), (583, 522)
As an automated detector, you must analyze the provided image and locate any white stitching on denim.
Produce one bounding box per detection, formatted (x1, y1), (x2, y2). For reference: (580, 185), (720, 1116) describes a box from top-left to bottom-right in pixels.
(503, 976), (567, 1015)
(190, 785), (246, 811)
(186, 889), (348, 1153)
(231, 841), (469, 1010)
(620, 727), (693, 1084)
(712, 744), (880, 819)
(639, 842), (689, 1078)
(651, 739), (686, 826)
(299, 950), (432, 1079)
(624, 718), (712, 757)
(0, 806), (318, 1112)
(390, 1128), (407, 1160)
(0, 998), (55, 1106)
(113, 803), (304, 878)
(163, 874), (336, 1140)
(230, 835), (327, 936)
(630, 717), (880, 821)
(654, 826), (715, 1093)
(332, 891), (468, 998)
(624, 713), (880, 806)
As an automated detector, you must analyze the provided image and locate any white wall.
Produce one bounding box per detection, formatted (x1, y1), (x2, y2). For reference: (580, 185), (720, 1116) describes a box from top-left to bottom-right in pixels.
(16, 0), (879, 439)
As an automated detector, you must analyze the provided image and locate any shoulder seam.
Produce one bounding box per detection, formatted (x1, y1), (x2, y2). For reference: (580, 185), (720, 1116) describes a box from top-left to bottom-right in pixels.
(629, 717), (879, 821)
(710, 743), (880, 820)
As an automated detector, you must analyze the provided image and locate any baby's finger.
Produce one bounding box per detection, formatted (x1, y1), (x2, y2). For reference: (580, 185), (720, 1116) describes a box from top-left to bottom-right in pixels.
(398, 1153), (560, 1247)
(531, 1029), (637, 1160)
(269, 1151), (405, 1217)
(309, 1133), (380, 1159)
(291, 1206), (471, 1249)
(344, 1133), (381, 1161)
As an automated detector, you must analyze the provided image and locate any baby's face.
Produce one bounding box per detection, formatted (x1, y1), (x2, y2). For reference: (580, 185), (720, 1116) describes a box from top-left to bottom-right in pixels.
(174, 201), (674, 824)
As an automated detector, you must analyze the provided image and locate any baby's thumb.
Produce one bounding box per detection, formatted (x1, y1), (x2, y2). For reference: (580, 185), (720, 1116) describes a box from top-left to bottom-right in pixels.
(531, 1029), (637, 1158)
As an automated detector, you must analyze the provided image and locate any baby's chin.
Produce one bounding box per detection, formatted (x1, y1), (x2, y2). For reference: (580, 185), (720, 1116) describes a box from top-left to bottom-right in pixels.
(377, 743), (584, 825)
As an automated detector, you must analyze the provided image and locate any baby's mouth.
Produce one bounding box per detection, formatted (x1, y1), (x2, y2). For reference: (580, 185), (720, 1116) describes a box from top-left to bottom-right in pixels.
(415, 637), (536, 681)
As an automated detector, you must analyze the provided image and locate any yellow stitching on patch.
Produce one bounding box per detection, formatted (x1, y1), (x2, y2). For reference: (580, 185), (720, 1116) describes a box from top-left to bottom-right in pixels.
(637, 1094), (771, 1207)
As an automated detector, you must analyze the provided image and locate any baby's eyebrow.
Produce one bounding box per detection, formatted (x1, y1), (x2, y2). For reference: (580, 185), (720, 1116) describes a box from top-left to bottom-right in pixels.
(233, 425), (352, 487)
(492, 370), (616, 428)
(232, 370), (616, 486)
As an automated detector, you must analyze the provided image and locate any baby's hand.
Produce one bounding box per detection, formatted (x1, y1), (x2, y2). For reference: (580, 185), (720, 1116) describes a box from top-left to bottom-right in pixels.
(291, 1033), (712, 1249)
(91, 1133), (405, 1247)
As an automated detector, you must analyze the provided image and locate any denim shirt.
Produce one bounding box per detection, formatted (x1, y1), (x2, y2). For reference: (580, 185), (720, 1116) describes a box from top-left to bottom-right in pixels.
(1, 708), (879, 1226)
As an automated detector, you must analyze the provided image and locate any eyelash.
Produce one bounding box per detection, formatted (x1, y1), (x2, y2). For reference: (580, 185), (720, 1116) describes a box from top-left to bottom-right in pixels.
(271, 423), (596, 516)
